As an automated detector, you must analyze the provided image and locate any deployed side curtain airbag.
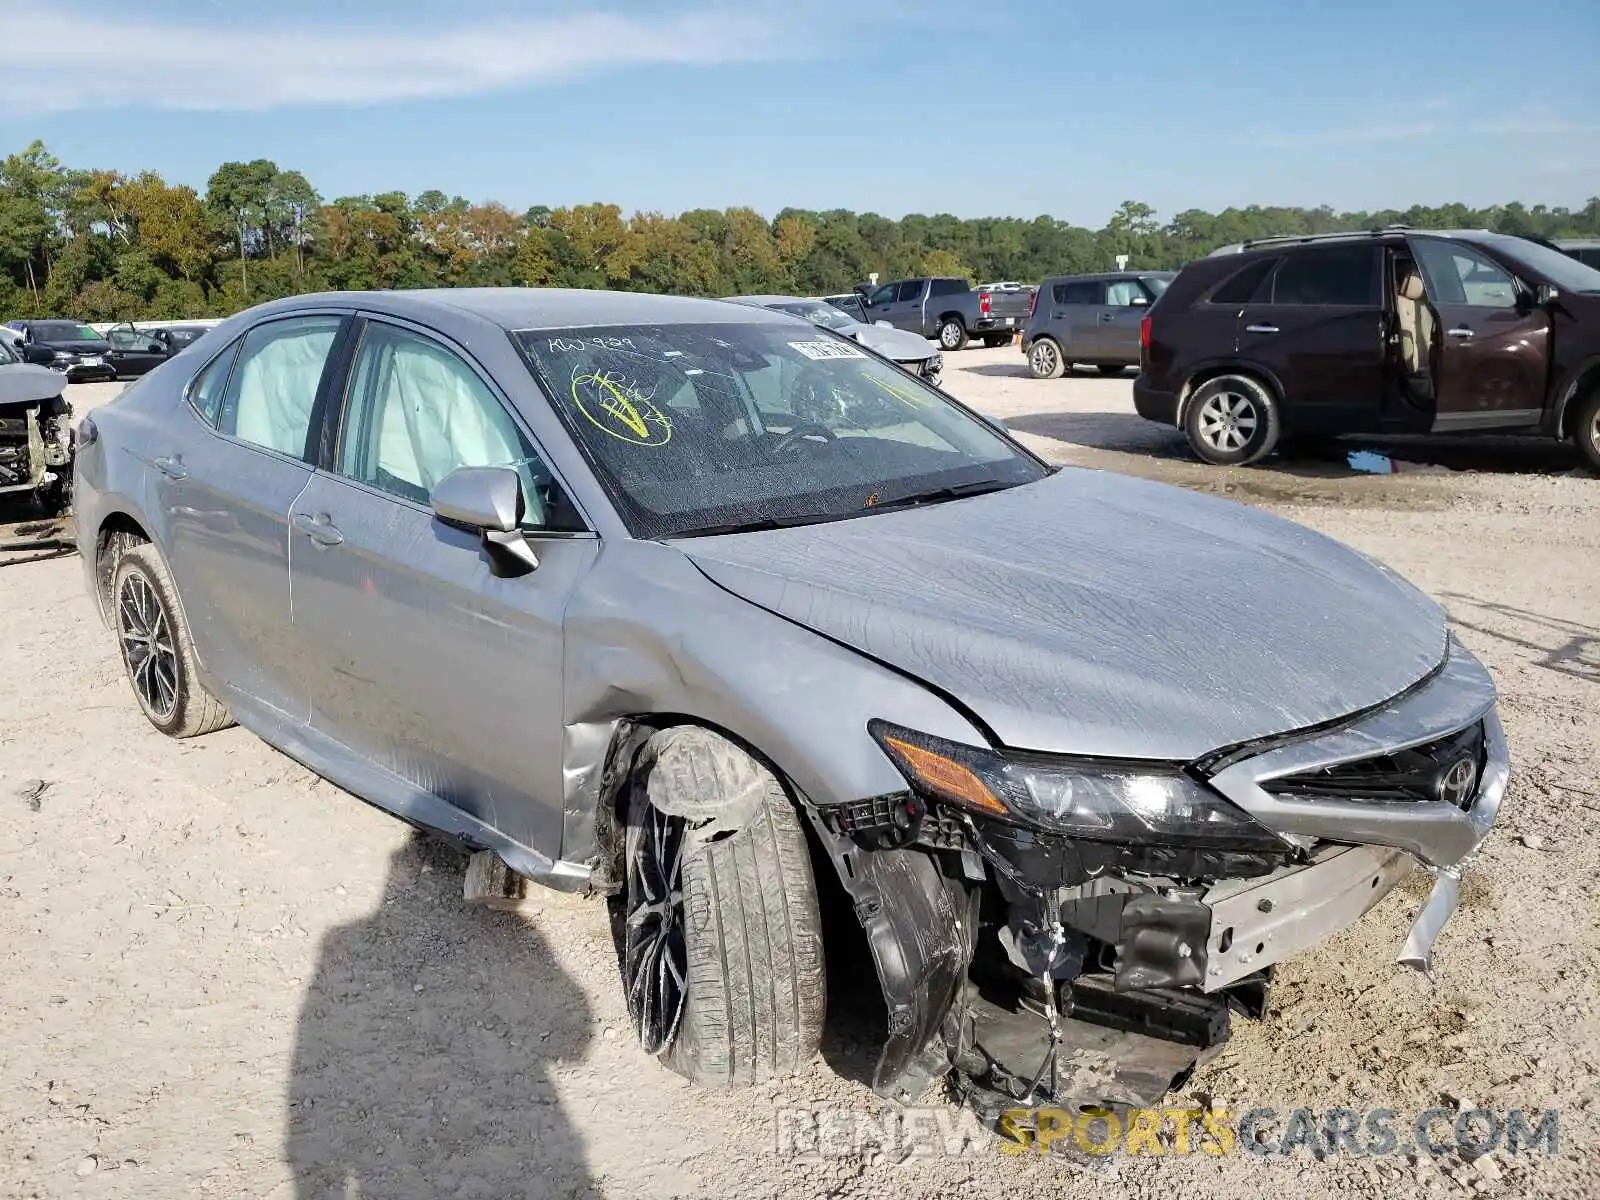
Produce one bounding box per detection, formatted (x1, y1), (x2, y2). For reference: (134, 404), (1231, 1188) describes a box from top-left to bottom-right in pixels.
(232, 325), (337, 455)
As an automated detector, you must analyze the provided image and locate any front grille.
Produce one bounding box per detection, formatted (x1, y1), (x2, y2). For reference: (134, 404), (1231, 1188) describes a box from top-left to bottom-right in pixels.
(1266, 720), (1485, 808)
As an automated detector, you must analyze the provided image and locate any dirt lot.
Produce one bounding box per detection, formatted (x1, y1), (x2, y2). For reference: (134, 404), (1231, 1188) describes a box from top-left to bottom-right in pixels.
(2, 350), (1597, 1199)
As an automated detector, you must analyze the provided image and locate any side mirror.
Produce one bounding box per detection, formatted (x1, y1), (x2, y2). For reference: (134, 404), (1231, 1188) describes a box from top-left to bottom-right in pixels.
(147, 342), (163, 354)
(1535, 282), (1560, 306)
(1129, 295), (1149, 307)
(431, 465), (539, 575)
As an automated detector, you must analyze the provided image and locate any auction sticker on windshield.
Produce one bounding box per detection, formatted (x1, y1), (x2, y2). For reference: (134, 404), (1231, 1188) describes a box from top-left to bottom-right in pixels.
(569, 369), (674, 447)
(789, 340), (866, 361)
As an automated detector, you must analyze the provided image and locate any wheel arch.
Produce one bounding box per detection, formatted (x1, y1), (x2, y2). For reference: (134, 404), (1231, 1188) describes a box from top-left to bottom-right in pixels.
(92, 509), (153, 627)
(1175, 361), (1287, 430)
(935, 311), (967, 329)
(1551, 356), (1600, 439)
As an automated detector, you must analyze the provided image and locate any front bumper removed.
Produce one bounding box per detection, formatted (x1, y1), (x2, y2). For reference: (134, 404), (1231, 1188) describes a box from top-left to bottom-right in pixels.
(814, 637), (1507, 1107)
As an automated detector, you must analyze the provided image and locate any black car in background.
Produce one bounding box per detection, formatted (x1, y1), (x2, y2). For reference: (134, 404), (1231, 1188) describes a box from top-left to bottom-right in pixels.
(103, 322), (213, 378)
(1134, 229), (1600, 470)
(4, 320), (117, 382)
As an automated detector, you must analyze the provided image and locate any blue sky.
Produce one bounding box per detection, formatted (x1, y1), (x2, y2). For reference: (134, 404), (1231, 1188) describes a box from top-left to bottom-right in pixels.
(3, 0), (1596, 225)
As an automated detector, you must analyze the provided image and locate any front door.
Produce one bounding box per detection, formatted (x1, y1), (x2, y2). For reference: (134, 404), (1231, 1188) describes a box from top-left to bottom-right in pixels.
(1234, 243), (1387, 433)
(1409, 237), (1550, 431)
(862, 282), (898, 326)
(153, 314), (346, 718)
(105, 325), (166, 377)
(1100, 279), (1151, 364)
(287, 318), (596, 859)
(882, 279), (927, 332)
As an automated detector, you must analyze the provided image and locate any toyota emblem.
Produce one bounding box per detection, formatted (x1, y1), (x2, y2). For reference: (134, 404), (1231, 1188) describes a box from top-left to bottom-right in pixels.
(1435, 755), (1479, 810)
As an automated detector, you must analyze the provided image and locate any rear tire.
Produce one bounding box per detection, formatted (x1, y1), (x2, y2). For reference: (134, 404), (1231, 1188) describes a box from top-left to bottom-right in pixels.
(624, 732), (825, 1087)
(982, 334), (1010, 348)
(937, 318), (969, 352)
(1096, 364), (1127, 376)
(110, 542), (234, 738)
(1028, 337), (1065, 380)
(1183, 374), (1282, 466)
(1574, 387), (1600, 471)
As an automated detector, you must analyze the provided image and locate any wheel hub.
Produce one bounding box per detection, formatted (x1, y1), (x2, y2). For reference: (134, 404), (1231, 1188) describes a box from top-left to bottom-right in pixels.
(624, 804), (690, 1054)
(117, 572), (178, 720)
(1199, 392), (1258, 452)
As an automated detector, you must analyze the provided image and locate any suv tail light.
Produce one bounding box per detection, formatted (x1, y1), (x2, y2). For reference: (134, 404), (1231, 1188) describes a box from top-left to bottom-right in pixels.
(979, 291), (991, 316)
(1139, 314), (1152, 350)
(1027, 290), (1037, 318)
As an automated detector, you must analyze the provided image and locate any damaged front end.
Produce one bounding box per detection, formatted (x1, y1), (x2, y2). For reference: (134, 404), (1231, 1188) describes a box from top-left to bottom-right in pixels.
(0, 366), (74, 513)
(814, 637), (1507, 1113)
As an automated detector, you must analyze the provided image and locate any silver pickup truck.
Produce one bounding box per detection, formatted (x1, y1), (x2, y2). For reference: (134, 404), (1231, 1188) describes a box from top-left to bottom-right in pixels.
(861, 276), (1033, 351)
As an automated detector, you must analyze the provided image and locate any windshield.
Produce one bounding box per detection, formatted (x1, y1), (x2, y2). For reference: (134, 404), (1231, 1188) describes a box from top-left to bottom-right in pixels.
(34, 322), (105, 343)
(516, 323), (1045, 539)
(0, 338), (16, 365)
(1488, 235), (1600, 294)
(771, 301), (857, 333)
(825, 295), (868, 323)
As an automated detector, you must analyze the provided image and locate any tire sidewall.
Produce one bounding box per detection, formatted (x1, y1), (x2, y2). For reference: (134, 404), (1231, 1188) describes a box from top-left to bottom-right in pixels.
(1575, 390), (1600, 471)
(1184, 374), (1282, 466)
(111, 547), (194, 736)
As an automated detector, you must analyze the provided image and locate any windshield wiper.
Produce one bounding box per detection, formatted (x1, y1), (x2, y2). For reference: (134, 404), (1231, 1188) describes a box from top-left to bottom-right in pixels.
(667, 511), (851, 539)
(870, 478), (1015, 511)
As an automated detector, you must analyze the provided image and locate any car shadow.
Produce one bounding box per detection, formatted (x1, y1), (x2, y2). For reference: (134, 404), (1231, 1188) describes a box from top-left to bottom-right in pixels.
(959, 363), (1136, 380)
(286, 834), (598, 1199)
(1440, 594), (1600, 685)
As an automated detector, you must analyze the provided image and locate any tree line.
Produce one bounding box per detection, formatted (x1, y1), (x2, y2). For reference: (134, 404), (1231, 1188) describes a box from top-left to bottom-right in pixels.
(2, 139), (1597, 322)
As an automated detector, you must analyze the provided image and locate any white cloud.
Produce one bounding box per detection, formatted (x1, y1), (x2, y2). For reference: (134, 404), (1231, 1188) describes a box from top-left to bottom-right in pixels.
(0, 1), (872, 113)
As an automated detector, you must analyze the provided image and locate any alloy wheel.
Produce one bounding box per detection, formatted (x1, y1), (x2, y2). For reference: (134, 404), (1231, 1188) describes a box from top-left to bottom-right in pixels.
(1197, 390), (1259, 453)
(1030, 341), (1059, 377)
(117, 572), (178, 721)
(1590, 406), (1600, 455)
(624, 803), (690, 1054)
(940, 323), (962, 350)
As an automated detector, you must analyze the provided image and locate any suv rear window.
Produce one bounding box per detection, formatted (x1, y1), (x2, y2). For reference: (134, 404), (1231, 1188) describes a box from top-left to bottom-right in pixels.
(1210, 259), (1276, 305)
(1052, 280), (1102, 305)
(1269, 245), (1377, 306)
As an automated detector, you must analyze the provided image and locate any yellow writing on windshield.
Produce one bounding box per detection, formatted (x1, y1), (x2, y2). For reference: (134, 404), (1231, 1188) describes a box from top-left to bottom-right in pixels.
(571, 369), (673, 447)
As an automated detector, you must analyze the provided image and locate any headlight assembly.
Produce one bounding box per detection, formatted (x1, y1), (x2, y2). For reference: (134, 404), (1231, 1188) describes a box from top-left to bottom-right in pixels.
(869, 720), (1286, 849)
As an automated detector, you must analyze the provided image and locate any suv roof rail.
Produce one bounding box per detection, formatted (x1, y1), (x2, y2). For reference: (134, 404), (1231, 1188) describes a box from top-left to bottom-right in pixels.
(1230, 227), (1411, 252)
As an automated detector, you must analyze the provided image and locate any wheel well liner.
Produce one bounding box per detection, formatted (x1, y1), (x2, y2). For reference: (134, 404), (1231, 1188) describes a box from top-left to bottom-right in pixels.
(93, 511), (151, 624)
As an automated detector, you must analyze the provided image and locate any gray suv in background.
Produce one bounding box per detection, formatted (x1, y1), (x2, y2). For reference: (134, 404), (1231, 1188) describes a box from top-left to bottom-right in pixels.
(1021, 271), (1174, 378)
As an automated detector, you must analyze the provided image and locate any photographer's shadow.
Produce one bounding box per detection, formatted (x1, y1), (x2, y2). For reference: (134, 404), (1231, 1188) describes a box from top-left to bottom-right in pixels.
(287, 835), (597, 1199)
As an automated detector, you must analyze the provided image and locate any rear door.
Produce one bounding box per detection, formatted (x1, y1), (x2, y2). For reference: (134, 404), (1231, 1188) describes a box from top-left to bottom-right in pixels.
(152, 313), (348, 718)
(287, 315), (598, 859)
(1101, 278), (1154, 363)
(1234, 244), (1387, 432)
(1043, 279), (1106, 360)
(1409, 237), (1549, 431)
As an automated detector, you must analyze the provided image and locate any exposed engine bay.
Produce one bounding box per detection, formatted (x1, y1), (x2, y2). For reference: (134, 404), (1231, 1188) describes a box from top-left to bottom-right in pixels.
(0, 367), (74, 514)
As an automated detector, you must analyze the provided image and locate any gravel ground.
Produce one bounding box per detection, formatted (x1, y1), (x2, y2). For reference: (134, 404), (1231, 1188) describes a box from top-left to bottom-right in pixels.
(2, 351), (1596, 1198)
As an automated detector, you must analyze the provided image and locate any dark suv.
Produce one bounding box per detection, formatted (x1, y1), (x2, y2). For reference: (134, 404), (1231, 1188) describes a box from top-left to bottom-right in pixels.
(1133, 229), (1600, 469)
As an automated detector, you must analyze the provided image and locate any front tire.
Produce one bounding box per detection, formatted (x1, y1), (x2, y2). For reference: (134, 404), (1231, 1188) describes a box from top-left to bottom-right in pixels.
(937, 318), (969, 352)
(111, 542), (234, 738)
(1574, 387), (1600, 471)
(624, 733), (825, 1087)
(1184, 374), (1282, 466)
(1028, 337), (1065, 379)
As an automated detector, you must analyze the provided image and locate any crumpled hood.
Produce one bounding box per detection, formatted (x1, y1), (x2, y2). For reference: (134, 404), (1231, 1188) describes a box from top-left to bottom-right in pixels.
(677, 469), (1447, 760)
(848, 322), (937, 363)
(0, 363), (69, 406)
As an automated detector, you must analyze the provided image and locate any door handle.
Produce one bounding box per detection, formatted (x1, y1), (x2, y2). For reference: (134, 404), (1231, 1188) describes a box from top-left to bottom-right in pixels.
(1098, 313), (1115, 322)
(1245, 324), (1280, 335)
(291, 511), (344, 547)
(1447, 327), (1474, 339)
(152, 455), (188, 480)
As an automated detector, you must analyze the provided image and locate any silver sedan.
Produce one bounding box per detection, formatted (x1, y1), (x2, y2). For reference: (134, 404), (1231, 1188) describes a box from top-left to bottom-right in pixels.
(74, 288), (1507, 1112)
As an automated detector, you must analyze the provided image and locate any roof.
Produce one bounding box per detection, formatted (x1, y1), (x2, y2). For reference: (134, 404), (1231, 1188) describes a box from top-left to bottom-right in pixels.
(723, 294), (822, 306)
(262, 287), (789, 332)
(1041, 270), (1176, 282)
(1210, 228), (1504, 256)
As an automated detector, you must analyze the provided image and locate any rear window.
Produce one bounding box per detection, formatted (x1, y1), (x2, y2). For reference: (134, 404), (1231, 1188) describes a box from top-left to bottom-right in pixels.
(1052, 280), (1103, 305)
(1269, 246), (1378, 306)
(1210, 259), (1277, 305)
